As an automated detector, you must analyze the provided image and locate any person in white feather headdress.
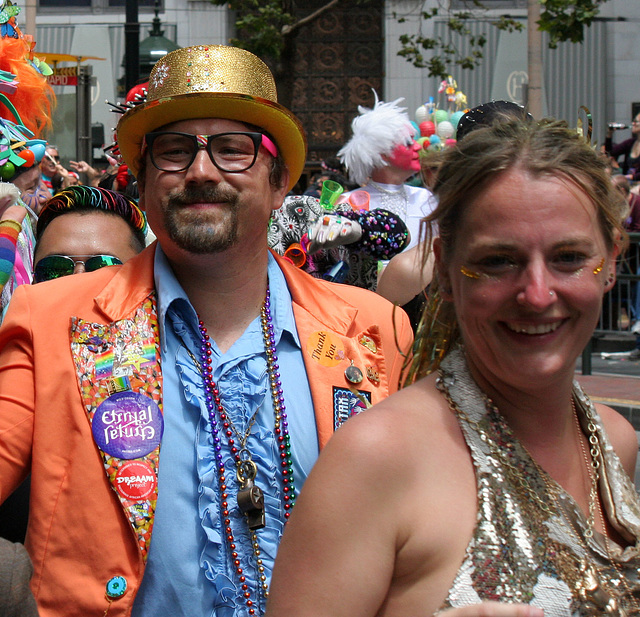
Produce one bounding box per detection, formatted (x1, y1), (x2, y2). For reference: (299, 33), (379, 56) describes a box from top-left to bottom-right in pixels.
(337, 91), (437, 253)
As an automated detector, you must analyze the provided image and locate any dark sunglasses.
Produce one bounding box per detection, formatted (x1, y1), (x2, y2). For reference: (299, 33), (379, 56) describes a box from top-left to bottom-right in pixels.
(33, 254), (122, 283)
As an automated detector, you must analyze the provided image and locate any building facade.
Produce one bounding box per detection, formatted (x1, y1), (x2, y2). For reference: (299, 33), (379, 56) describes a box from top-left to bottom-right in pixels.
(30, 0), (640, 165)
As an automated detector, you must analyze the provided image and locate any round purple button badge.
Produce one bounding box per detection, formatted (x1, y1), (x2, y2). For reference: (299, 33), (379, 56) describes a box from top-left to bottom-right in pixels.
(92, 392), (163, 459)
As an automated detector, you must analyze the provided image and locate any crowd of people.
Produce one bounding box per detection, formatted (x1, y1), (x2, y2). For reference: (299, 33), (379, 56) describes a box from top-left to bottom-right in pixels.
(0, 10), (639, 617)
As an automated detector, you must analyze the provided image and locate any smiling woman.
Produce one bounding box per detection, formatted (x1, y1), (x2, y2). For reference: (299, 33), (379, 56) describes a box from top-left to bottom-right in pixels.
(436, 167), (615, 396)
(266, 118), (640, 617)
(410, 117), (626, 382)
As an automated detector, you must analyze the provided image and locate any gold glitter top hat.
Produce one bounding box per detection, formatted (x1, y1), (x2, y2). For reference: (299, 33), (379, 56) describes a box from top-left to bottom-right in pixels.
(116, 44), (307, 191)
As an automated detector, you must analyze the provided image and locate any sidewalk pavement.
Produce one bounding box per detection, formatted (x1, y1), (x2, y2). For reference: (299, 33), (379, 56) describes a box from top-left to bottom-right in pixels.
(576, 371), (640, 425)
(576, 336), (640, 425)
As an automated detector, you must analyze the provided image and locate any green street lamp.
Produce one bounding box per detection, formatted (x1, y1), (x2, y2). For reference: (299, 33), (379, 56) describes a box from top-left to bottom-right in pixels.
(139, 4), (180, 80)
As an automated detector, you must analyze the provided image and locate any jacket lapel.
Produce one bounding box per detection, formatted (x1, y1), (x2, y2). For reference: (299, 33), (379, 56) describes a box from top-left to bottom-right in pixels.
(277, 252), (393, 449)
(70, 245), (163, 561)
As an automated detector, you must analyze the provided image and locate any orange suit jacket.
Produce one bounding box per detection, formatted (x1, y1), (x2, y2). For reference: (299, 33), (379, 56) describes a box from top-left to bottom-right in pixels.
(0, 244), (413, 616)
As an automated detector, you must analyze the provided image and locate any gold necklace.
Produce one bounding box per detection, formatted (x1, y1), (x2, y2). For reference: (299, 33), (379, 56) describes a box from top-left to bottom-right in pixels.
(531, 399), (638, 616)
(572, 398), (599, 540)
(565, 400), (629, 616)
(573, 401), (640, 616)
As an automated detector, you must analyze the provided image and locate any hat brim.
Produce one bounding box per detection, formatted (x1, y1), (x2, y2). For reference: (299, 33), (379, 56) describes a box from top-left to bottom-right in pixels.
(117, 92), (307, 192)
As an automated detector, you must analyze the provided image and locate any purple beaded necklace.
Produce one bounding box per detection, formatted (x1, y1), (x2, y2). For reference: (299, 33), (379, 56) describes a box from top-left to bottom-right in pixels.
(197, 286), (296, 613)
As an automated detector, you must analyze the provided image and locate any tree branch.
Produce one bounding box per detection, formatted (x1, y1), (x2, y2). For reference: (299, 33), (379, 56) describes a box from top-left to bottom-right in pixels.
(281, 0), (341, 37)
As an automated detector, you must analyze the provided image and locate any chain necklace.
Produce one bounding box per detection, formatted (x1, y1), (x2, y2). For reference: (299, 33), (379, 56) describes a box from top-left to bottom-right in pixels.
(368, 180), (408, 220)
(438, 377), (639, 616)
(572, 401), (640, 616)
(196, 286), (296, 614)
(572, 398), (600, 540)
(554, 400), (632, 616)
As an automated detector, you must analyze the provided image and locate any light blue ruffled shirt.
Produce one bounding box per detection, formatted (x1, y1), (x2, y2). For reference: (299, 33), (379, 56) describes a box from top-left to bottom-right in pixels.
(132, 247), (318, 617)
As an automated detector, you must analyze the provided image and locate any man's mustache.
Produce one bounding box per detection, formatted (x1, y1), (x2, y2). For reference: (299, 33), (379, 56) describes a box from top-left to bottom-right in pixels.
(168, 187), (237, 206)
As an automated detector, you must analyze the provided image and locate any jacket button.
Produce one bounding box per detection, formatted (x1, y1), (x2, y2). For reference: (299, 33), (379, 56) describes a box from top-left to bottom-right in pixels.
(106, 575), (128, 599)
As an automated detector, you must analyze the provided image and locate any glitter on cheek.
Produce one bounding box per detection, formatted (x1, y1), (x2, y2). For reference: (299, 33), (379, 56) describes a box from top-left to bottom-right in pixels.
(592, 258), (605, 275)
(460, 265), (482, 279)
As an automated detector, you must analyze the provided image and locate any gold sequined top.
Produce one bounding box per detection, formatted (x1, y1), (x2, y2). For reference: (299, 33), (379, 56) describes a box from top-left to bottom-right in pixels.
(437, 346), (640, 617)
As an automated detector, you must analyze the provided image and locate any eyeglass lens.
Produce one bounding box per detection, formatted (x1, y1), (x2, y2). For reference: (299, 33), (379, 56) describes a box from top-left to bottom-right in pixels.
(33, 255), (122, 283)
(147, 132), (263, 173)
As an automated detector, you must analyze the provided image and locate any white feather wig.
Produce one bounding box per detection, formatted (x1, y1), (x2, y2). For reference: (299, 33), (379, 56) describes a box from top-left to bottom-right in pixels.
(338, 91), (415, 186)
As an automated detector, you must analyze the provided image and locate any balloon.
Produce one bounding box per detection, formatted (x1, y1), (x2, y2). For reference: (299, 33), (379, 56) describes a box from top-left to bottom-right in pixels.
(0, 161), (15, 180)
(434, 109), (449, 123)
(417, 137), (431, 157)
(427, 142), (443, 153)
(445, 138), (457, 147)
(429, 134), (441, 146)
(409, 121), (420, 140)
(30, 142), (46, 163)
(415, 105), (428, 124)
(419, 121), (435, 137)
(450, 111), (465, 129)
(436, 120), (455, 140)
(18, 149), (35, 166)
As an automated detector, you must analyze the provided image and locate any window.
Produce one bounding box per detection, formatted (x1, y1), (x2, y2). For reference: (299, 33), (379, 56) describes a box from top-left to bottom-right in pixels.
(108, 0), (157, 6)
(450, 0), (528, 8)
(39, 0), (158, 9)
(39, 0), (91, 6)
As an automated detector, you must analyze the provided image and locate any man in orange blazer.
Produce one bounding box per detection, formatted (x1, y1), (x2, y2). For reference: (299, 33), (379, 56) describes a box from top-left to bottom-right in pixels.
(0, 45), (412, 617)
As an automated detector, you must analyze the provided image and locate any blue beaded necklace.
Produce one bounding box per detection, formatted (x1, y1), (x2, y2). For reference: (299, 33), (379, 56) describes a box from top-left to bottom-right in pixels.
(197, 286), (296, 613)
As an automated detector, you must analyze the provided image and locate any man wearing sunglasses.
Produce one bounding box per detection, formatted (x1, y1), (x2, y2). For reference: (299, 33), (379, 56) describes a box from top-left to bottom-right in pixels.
(0, 45), (413, 617)
(32, 185), (147, 284)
